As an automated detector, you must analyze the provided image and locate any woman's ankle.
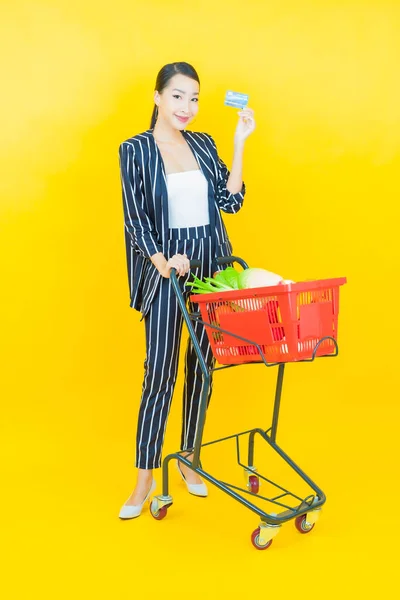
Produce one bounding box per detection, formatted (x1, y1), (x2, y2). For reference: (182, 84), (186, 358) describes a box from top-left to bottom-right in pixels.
(136, 469), (153, 484)
(180, 451), (193, 461)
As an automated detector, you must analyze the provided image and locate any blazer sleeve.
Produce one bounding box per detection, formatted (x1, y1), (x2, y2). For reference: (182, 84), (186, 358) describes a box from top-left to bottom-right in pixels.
(206, 134), (246, 214)
(119, 142), (163, 259)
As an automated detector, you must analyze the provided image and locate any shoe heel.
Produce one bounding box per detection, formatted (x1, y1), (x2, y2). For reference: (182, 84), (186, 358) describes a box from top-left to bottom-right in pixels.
(176, 460), (208, 498)
(119, 479), (156, 520)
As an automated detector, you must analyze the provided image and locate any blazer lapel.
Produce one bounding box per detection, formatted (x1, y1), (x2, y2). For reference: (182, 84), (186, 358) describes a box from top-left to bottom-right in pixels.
(146, 130), (170, 250)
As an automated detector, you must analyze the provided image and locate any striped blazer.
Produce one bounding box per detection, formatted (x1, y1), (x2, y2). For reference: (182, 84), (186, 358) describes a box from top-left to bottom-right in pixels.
(118, 129), (246, 317)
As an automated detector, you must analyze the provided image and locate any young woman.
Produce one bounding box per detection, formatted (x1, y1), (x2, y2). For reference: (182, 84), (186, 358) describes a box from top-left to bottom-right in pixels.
(118, 62), (255, 519)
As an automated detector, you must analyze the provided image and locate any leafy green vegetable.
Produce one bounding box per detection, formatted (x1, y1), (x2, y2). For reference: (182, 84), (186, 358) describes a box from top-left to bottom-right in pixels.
(185, 272), (235, 295)
(186, 267), (286, 295)
(214, 267), (240, 289)
(203, 277), (233, 290)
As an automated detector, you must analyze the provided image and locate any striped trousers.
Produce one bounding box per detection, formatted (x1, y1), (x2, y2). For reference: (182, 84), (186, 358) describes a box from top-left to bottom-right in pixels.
(136, 224), (216, 469)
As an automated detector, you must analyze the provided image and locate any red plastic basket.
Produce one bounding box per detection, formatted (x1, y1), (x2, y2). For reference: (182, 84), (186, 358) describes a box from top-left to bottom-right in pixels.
(190, 278), (347, 365)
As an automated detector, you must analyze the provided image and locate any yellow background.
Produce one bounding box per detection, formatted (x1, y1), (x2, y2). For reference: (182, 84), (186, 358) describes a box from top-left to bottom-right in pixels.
(1, 0), (399, 597)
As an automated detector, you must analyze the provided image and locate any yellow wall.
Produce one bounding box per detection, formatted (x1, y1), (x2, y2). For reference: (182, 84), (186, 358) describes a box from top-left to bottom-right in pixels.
(1, 1), (399, 597)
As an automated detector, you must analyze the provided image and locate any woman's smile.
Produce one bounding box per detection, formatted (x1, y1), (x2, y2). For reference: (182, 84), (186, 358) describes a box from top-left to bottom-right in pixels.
(174, 115), (190, 123)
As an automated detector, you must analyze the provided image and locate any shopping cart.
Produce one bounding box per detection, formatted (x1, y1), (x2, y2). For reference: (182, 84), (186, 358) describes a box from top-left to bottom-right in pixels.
(149, 256), (347, 550)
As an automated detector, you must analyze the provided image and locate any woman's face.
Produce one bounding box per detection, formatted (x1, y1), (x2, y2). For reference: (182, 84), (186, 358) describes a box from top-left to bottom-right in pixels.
(154, 73), (200, 130)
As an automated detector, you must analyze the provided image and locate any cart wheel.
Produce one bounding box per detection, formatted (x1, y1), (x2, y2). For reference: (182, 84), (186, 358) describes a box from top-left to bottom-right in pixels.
(251, 528), (273, 550)
(248, 475), (260, 494)
(150, 499), (168, 521)
(295, 514), (315, 534)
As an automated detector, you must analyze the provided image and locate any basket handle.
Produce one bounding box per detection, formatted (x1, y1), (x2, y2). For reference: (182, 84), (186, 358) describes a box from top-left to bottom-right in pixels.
(170, 256), (248, 272)
(216, 255), (249, 270)
(189, 259), (202, 269)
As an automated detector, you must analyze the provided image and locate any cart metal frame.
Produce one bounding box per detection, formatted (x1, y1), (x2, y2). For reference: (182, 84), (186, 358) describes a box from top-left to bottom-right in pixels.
(149, 256), (339, 548)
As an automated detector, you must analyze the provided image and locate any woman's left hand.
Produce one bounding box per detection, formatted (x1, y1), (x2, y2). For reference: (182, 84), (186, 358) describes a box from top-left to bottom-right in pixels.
(234, 107), (256, 143)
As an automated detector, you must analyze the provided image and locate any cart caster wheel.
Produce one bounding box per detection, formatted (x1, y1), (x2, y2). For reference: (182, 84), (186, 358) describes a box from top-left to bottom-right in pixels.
(248, 475), (260, 494)
(295, 514), (315, 534)
(251, 528), (273, 550)
(150, 499), (168, 521)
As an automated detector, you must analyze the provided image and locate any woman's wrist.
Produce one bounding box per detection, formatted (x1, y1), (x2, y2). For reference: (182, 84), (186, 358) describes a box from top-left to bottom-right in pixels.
(233, 137), (245, 151)
(150, 252), (168, 276)
(226, 139), (245, 194)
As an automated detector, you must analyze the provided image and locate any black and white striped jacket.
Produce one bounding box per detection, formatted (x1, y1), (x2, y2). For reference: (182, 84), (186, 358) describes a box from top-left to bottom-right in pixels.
(118, 129), (246, 317)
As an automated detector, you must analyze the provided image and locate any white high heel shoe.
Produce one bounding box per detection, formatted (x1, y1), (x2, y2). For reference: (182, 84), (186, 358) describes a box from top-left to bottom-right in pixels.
(176, 460), (208, 497)
(119, 479), (156, 520)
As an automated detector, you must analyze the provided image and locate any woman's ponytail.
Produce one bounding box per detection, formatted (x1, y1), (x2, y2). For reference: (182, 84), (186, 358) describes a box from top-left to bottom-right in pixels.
(150, 105), (158, 129)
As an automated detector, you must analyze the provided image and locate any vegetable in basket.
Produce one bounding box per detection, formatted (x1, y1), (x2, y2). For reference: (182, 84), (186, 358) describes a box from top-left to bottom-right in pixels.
(187, 267), (289, 347)
(238, 268), (282, 289)
(185, 266), (293, 294)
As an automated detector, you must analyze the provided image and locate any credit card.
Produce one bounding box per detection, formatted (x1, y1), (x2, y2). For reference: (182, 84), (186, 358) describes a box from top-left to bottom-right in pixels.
(224, 90), (249, 109)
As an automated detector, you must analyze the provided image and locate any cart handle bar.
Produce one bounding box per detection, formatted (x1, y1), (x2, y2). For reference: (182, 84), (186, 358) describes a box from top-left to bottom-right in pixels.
(185, 256), (249, 271)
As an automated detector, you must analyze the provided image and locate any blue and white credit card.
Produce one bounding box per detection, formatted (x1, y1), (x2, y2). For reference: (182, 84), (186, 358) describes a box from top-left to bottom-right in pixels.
(224, 90), (249, 109)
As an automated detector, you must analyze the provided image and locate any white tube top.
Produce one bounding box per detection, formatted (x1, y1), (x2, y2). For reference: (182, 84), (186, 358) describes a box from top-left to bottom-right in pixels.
(167, 169), (210, 228)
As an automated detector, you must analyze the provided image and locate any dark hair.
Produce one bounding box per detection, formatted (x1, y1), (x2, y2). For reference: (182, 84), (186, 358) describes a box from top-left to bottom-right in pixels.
(150, 62), (200, 128)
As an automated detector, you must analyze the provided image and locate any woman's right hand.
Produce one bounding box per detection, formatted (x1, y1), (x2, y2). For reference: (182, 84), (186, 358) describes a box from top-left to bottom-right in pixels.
(160, 253), (190, 278)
